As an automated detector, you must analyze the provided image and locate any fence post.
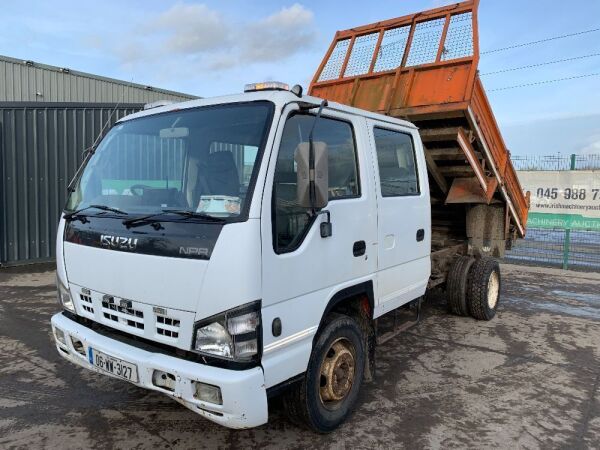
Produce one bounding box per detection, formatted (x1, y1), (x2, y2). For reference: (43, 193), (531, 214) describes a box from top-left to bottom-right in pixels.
(562, 229), (571, 270)
(562, 154), (576, 270)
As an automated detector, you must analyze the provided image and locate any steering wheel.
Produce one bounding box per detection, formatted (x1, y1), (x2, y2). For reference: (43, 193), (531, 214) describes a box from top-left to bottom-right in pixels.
(129, 184), (154, 196)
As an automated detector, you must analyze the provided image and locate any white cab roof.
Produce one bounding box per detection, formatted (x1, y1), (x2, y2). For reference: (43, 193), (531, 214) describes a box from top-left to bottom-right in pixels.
(118, 89), (417, 130)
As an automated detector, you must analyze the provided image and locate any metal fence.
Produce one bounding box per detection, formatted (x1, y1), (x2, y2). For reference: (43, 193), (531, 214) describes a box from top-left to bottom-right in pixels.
(505, 154), (600, 271)
(511, 154), (600, 171)
(0, 103), (142, 266)
(506, 228), (600, 271)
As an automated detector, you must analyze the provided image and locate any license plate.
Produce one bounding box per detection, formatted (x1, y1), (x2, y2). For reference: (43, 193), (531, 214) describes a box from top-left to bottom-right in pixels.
(88, 348), (139, 382)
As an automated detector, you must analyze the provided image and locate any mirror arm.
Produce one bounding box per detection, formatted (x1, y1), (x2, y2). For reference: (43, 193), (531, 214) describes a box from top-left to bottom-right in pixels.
(307, 100), (328, 215)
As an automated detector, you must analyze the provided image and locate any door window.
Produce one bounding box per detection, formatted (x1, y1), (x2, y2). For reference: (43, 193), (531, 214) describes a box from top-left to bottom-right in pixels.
(373, 127), (419, 196)
(272, 114), (359, 253)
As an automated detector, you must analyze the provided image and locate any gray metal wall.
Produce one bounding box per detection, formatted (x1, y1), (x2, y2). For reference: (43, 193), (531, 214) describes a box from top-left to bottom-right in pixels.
(0, 103), (142, 265)
(0, 55), (196, 103)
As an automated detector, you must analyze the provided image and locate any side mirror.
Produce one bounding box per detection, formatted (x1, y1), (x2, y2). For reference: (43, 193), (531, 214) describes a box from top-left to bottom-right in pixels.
(295, 141), (328, 210)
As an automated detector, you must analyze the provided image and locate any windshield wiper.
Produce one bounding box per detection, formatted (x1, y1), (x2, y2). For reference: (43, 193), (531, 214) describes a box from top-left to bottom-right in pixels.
(163, 209), (226, 222)
(123, 209), (225, 228)
(64, 204), (128, 221)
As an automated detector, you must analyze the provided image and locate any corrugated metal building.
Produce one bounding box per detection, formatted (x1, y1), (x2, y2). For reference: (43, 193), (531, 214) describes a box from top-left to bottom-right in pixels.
(0, 54), (197, 266)
(0, 54), (194, 103)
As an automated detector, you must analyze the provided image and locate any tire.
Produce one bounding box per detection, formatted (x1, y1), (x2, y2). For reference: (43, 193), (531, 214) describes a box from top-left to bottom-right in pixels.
(282, 313), (365, 433)
(446, 256), (475, 316)
(467, 257), (501, 321)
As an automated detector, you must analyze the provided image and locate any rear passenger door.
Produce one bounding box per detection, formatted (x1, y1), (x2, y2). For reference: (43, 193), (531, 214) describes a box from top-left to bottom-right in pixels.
(368, 121), (431, 315)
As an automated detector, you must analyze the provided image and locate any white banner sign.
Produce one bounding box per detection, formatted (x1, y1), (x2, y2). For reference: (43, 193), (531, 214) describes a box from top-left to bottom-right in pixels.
(517, 170), (600, 230)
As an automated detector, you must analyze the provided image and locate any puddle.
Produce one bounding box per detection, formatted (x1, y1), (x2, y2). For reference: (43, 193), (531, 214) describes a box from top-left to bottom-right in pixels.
(506, 295), (600, 320)
(550, 290), (600, 305)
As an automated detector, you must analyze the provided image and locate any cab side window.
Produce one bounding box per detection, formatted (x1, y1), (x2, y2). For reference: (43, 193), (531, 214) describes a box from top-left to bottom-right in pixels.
(273, 114), (359, 253)
(373, 127), (419, 196)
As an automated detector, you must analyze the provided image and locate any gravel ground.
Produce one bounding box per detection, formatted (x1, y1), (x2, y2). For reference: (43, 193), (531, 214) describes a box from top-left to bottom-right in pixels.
(0, 263), (599, 449)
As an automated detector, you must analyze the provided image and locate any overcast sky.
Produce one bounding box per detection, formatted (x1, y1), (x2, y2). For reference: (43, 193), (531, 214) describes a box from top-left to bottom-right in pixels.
(2, 0), (600, 156)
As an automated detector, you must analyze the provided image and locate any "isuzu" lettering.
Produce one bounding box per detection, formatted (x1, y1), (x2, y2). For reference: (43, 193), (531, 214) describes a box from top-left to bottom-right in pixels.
(100, 235), (138, 250)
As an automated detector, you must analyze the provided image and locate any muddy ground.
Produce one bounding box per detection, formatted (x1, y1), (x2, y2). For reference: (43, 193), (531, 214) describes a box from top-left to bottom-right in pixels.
(0, 263), (598, 449)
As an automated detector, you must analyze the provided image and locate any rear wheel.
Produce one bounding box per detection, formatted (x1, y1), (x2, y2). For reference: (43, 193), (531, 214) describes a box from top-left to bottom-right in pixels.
(283, 313), (365, 433)
(446, 256), (475, 316)
(467, 257), (501, 321)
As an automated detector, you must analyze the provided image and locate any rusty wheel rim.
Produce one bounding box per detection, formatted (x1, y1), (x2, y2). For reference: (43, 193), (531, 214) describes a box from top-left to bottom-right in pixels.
(318, 338), (356, 410)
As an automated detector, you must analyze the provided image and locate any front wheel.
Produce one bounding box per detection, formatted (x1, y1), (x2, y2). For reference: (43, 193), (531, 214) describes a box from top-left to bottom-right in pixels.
(283, 313), (365, 433)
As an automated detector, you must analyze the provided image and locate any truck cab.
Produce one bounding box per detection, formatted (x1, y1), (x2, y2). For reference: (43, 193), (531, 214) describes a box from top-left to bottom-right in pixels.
(51, 83), (443, 431)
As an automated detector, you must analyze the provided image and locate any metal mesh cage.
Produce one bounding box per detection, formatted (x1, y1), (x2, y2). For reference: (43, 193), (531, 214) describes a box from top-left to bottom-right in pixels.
(373, 26), (411, 73)
(317, 11), (478, 79)
(318, 39), (351, 81)
(405, 18), (445, 67)
(441, 12), (474, 61)
(344, 32), (379, 77)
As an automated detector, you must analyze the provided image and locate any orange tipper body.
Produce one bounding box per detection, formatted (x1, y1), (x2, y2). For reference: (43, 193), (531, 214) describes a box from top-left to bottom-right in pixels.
(309, 0), (529, 237)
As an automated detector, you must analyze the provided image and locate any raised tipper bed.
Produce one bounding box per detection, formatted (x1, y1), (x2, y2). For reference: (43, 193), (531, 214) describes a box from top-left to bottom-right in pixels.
(309, 0), (529, 241)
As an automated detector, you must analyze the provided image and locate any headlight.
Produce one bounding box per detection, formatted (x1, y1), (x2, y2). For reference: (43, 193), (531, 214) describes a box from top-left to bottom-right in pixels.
(56, 276), (75, 312)
(193, 301), (261, 362)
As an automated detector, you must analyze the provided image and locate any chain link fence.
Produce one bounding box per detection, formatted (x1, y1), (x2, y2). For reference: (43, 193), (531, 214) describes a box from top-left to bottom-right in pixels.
(506, 228), (600, 271)
(504, 154), (600, 271)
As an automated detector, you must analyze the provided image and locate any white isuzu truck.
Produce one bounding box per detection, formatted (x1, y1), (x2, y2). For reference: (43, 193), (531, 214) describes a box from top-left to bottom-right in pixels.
(51, 82), (512, 432)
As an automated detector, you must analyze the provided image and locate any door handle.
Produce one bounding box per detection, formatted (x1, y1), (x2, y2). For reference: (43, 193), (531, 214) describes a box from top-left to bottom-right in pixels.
(416, 229), (425, 242)
(353, 240), (366, 257)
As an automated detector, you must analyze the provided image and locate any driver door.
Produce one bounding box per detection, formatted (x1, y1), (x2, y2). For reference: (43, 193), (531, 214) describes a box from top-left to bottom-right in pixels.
(260, 107), (377, 363)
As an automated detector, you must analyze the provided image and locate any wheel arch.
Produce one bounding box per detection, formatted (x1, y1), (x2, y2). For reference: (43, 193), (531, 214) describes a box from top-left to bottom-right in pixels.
(316, 280), (376, 381)
(320, 281), (374, 328)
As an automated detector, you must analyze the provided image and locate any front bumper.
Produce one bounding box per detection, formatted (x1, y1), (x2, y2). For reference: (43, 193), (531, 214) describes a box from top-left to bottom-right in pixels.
(51, 312), (268, 429)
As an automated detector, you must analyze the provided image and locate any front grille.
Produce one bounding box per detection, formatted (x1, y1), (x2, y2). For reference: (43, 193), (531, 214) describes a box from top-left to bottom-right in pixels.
(71, 284), (193, 349)
(104, 312), (118, 321)
(101, 295), (144, 330)
(156, 315), (180, 338)
(79, 290), (94, 314)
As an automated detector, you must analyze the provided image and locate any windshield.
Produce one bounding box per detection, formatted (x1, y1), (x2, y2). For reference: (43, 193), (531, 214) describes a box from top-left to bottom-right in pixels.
(65, 101), (274, 220)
